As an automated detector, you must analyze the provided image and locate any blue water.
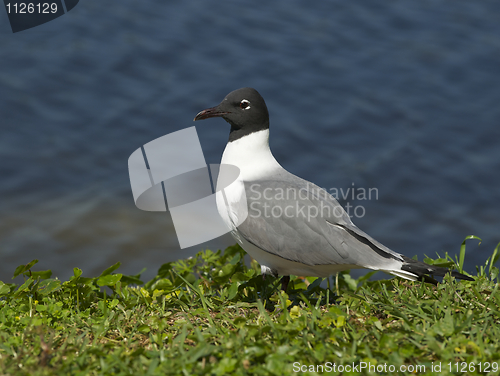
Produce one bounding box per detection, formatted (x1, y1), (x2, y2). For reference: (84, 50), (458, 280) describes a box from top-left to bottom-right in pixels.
(1, 0), (499, 282)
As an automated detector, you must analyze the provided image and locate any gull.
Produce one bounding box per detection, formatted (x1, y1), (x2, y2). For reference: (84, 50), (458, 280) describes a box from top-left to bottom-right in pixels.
(194, 87), (473, 291)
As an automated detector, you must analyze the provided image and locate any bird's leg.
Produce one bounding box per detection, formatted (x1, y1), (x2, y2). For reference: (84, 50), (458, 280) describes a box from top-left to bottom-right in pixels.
(280, 276), (290, 292)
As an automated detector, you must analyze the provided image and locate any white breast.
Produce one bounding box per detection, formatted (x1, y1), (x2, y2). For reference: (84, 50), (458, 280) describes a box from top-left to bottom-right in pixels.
(219, 129), (282, 181)
(215, 129), (282, 253)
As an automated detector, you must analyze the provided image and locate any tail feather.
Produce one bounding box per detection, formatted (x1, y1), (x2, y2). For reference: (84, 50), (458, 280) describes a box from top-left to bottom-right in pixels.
(382, 269), (419, 281)
(400, 255), (474, 284)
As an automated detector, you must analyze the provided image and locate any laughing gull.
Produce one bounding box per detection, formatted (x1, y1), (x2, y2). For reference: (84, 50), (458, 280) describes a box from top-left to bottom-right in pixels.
(194, 87), (473, 291)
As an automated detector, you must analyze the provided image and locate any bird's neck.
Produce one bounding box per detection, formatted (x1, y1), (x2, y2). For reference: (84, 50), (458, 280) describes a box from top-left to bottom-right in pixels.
(221, 129), (282, 180)
(228, 120), (270, 142)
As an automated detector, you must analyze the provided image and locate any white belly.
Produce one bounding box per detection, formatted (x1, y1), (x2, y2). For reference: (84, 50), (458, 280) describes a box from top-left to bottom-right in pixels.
(215, 177), (360, 277)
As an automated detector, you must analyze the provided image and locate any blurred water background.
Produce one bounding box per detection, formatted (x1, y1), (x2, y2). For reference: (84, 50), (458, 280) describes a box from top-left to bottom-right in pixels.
(1, 1), (499, 282)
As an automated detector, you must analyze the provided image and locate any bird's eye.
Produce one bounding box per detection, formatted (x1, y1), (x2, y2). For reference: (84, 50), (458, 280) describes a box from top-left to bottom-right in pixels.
(240, 99), (251, 110)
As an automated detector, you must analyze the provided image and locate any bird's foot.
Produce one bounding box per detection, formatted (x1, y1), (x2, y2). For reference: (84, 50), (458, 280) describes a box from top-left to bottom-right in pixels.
(280, 276), (290, 292)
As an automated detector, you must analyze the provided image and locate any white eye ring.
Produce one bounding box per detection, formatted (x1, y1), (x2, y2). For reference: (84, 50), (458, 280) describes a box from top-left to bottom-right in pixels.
(240, 99), (251, 110)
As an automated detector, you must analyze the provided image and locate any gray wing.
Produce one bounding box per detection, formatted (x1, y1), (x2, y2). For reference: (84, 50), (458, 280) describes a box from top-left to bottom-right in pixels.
(238, 172), (404, 269)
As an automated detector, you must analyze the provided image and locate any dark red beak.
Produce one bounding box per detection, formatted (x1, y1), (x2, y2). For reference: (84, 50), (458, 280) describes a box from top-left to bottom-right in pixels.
(193, 105), (229, 121)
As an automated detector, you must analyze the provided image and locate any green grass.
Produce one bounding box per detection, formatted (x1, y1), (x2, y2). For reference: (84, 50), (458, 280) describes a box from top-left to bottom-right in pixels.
(0, 236), (499, 375)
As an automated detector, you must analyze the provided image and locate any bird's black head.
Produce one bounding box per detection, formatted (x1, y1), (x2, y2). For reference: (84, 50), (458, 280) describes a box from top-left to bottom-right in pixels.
(194, 87), (269, 142)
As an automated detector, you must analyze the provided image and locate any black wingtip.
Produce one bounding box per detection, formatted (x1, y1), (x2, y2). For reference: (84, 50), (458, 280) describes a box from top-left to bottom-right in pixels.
(448, 270), (475, 281)
(401, 255), (474, 283)
(418, 274), (439, 285)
